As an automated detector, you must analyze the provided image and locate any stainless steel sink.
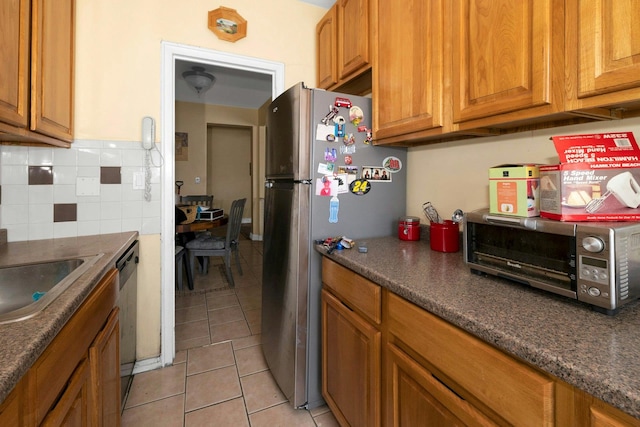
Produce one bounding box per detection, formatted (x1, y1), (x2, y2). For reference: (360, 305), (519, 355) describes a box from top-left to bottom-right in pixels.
(0, 254), (103, 324)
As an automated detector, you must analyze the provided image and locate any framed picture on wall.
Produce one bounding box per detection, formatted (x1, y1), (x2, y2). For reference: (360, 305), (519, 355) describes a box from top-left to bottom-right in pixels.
(208, 7), (247, 42)
(175, 132), (189, 161)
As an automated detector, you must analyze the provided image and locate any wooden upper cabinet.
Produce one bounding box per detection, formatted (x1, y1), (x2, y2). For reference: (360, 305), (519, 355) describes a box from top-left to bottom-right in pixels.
(316, 0), (372, 94)
(337, 0), (370, 80)
(566, 0), (640, 113)
(0, 0), (74, 147)
(452, 0), (565, 128)
(373, 0), (448, 144)
(317, 5), (338, 89)
(31, 0), (75, 142)
(0, 0), (30, 128)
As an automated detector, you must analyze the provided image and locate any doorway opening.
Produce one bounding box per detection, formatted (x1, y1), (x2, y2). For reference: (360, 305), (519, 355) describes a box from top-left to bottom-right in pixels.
(160, 42), (284, 368)
(207, 124), (253, 225)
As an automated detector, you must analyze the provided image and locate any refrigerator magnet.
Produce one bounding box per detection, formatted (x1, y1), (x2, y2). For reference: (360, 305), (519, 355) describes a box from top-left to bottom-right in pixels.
(382, 156), (403, 173)
(340, 145), (355, 154)
(349, 179), (371, 195)
(321, 106), (339, 125)
(343, 133), (355, 146)
(338, 165), (358, 188)
(349, 106), (364, 126)
(335, 174), (349, 193)
(329, 195), (339, 223)
(335, 97), (352, 108)
(334, 116), (346, 137)
(316, 176), (338, 196)
(318, 162), (335, 174)
(364, 166), (391, 182)
(315, 124), (335, 141)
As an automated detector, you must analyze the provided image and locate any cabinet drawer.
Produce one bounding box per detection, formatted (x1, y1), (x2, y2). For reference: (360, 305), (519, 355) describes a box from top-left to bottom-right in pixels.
(387, 292), (554, 427)
(322, 258), (381, 325)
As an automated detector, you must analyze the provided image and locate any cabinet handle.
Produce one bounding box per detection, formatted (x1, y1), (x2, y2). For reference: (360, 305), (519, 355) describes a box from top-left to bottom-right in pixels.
(431, 373), (465, 401)
(339, 300), (355, 312)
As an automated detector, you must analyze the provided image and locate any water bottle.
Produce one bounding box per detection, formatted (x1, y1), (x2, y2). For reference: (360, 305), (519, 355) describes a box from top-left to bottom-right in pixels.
(329, 196), (339, 223)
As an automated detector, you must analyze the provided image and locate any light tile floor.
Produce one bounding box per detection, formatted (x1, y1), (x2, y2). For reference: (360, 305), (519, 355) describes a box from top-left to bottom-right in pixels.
(122, 233), (339, 427)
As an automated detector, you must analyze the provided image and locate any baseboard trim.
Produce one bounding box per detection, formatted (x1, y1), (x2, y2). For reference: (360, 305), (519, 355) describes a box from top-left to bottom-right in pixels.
(132, 356), (163, 374)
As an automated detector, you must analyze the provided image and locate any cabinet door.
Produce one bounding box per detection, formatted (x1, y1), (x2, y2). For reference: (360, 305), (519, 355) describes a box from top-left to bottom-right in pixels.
(89, 308), (121, 427)
(0, 381), (25, 427)
(373, 0), (448, 144)
(41, 358), (91, 427)
(387, 292), (555, 426)
(386, 343), (496, 427)
(322, 289), (381, 427)
(317, 5), (338, 89)
(30, 0), (74, 142)
(337, 0), (370, 80)
(0, 0), (30, 128)
(566, 0), (640, 111)
(452, 0), (564, 126)
(574, 388), (640, 427)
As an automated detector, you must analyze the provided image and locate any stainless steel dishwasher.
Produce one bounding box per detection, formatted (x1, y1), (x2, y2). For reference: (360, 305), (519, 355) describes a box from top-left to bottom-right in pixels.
(116, 240), (139, 408)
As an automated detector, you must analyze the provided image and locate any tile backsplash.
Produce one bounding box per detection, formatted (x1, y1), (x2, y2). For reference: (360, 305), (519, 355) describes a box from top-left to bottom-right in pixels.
(0, 140), (161, 242)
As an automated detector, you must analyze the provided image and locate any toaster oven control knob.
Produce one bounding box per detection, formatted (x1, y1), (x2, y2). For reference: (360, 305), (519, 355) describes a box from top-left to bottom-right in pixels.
(582, 236), (605, 253)
(588, 287), (601, 297)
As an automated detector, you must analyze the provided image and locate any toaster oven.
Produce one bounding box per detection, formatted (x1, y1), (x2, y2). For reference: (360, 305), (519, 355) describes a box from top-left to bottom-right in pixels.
(463, 209), (640, 314)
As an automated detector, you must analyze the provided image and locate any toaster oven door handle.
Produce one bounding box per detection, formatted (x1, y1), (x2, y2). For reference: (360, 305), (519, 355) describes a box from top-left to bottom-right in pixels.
(484, 215), (537, 230)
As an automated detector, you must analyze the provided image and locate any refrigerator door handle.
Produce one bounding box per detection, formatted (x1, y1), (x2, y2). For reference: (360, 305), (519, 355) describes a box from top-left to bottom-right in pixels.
(296, 179), (313, 185)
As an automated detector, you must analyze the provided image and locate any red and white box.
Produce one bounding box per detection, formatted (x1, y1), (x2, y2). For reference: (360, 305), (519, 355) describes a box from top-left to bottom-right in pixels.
(539, 132), (640, 221)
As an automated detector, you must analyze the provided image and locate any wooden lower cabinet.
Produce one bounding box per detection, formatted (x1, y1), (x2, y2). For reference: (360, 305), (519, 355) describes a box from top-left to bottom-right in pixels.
(0, 268), (120, 426)
(321, 258), (640, 426)
(321, 288), (381, 427)
(89, 308), (121, 427)
(574, 388), (640, 427)
(0, 381), (26, 426)
(41, 358), (91, 427)
(386, 342), (495, 426)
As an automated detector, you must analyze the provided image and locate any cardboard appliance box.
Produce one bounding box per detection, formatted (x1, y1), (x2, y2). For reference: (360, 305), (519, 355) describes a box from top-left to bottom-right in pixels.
(489, 164), (540, 217)
(539, 132), (640, 221)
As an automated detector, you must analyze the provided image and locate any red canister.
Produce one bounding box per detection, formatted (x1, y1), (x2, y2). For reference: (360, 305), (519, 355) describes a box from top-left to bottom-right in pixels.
(430, 220), (460, 252)
(398, 216), (421, 241)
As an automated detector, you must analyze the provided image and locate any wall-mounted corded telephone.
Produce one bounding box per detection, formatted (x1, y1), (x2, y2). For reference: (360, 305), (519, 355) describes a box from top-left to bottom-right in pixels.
(142, 116), (155, 149)
(141, 116), (162, 202)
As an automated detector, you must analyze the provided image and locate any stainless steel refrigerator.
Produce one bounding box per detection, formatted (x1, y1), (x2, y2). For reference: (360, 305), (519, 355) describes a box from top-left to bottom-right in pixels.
(261, 82), (407, 409)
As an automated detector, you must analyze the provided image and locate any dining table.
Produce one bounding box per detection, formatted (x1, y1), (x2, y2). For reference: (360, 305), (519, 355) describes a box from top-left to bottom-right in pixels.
(175, 215), (228, 246)
(175, 215), (228, 234)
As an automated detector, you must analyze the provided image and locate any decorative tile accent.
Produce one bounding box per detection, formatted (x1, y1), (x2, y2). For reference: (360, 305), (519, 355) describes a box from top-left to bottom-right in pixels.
(100, 166), (121, 184)
(1, 140), (160, 241)
(53, 203), (78, 222)
(28, 166), (53, 185)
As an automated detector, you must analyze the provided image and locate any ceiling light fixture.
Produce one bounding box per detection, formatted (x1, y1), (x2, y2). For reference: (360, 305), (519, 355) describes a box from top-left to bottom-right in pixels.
(182, 66), (216, 96)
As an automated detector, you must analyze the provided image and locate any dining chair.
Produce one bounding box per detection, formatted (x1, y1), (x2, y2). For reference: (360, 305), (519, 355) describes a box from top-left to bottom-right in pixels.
(180, 195), (213, 208)
(185, 198), (246, 287)
(175, 245), (194, 291)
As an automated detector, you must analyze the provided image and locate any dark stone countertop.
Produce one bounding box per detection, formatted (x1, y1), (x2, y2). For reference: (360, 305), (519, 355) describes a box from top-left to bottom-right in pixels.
(318, 235), (640, 420)
(0, 232), (138, 403)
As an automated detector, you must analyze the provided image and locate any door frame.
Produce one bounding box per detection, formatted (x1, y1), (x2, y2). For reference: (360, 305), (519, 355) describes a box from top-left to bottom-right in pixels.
(160, 41), (284, 367)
